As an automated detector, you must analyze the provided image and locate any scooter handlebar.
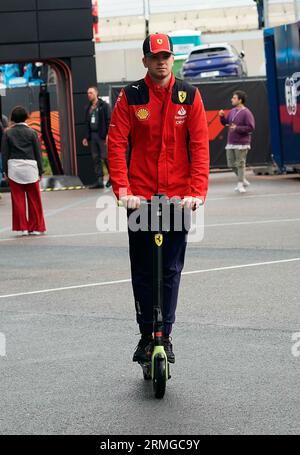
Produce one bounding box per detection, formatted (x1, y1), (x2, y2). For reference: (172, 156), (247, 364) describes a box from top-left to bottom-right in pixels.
(117, 197), (201, 210)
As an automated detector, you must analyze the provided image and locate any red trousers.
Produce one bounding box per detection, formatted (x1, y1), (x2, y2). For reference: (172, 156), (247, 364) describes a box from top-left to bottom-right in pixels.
(8, 178), (46, 232)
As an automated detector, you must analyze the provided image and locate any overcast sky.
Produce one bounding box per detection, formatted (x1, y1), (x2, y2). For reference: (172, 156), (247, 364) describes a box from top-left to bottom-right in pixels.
(99, 0), (258, 18)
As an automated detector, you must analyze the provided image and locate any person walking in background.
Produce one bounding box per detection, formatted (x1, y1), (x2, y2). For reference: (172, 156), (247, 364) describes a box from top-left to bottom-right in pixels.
(1, 106), (46, 236)
(0, 118), (4, 195)
(0, 121), (3, 199)
(219, 91), (255, 193)
(0, 114), (8, 196)
(82, 86), (111, 189)
(253, 0), (264, 30)
(92, 0), (100, 43)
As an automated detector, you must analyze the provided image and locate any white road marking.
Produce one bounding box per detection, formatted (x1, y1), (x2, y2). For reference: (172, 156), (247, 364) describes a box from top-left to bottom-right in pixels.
(0, 191), (110, 234)
(0, 231), (116, 242)
(1, 257), (300, 300)
(181, 257), (300, 276)
(205, 217), (300, 227)
(207, 191), (300, 201)
(1, 216), (300, 242)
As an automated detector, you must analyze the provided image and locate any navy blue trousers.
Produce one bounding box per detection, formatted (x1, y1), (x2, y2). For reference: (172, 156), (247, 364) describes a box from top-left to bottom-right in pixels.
(128, 210), (188, 336)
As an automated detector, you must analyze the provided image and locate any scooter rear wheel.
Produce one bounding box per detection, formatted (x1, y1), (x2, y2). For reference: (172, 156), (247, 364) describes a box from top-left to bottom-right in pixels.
(153, 356), (167, 399)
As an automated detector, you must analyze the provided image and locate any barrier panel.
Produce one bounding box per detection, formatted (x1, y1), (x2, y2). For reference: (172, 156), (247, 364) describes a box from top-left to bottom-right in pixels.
(110, 77), (272, 169)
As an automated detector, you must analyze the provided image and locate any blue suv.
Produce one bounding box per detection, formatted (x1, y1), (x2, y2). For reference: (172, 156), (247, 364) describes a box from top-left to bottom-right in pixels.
(181, 43), (247, 80)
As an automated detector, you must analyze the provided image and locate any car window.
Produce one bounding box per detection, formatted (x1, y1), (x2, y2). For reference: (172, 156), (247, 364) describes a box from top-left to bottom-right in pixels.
(190, 47), (230, 57)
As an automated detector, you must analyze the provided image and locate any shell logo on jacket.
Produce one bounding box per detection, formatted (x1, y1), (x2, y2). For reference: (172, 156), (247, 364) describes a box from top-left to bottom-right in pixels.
(135, 108), (150, 121)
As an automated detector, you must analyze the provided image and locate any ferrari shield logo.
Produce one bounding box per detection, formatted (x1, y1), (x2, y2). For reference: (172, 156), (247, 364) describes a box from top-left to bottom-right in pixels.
(178, 91), (187, 103)
(155, 234), (163, 247)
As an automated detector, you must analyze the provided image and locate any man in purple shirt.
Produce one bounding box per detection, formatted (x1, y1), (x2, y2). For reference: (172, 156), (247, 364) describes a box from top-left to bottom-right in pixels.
(219, 90), (255, 193)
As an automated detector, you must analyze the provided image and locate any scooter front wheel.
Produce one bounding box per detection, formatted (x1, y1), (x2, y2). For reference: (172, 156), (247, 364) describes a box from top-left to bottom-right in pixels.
(153, 355), (167, 399)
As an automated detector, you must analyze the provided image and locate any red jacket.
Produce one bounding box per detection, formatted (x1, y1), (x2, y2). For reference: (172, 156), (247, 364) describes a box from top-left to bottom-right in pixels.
(108, 73), (209, 201)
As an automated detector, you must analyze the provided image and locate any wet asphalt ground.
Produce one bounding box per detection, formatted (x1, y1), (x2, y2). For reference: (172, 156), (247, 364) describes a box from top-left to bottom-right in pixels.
(0, 171), (300, 435)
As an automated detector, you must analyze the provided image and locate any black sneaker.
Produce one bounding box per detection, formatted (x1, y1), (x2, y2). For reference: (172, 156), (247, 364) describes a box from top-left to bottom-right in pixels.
(163, 337), (175, 363)
(105, 180), (112, 188)
(133, 334), (153, 363)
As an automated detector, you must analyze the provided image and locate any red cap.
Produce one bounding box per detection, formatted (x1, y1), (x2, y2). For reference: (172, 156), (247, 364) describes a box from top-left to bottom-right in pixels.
(143, 33), (174, 56)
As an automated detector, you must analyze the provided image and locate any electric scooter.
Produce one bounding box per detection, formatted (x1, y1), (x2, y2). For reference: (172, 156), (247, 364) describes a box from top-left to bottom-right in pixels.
(138, 195), (171, 399)
(119, 194), (184, 398)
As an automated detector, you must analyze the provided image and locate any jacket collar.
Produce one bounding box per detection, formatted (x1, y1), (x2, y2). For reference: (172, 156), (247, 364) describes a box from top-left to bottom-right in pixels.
(13, 122), (29, 127)
(89, 97), (103, 107)
(144, 72), (175, 93)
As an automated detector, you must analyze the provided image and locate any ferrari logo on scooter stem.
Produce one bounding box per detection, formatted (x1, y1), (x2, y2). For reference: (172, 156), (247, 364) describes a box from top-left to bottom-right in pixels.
(155, 234), (163, 247)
